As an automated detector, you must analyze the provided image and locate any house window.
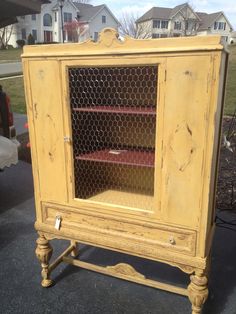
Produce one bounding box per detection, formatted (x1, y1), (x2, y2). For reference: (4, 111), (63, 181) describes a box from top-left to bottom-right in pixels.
(214, 22), (226, 30)
(21, 28), (26, 40)
(102, 15), (106, 24)
(161, 20), (168, 29)
(94, 32), (98, 41)
(152, 33), (160, 38)
(160, 34), (168, 38)
(32, 29), (37, 40)
(32, 14), (36, 21)
(55, 12), (57, 22)
(43, 14), (52, 26)
(64, 12), (72, 23)
(153, 20), (160, 28)
(218, 22), (226, 30)
(174, 21), (181, 30)
(222, 36), (228, 42)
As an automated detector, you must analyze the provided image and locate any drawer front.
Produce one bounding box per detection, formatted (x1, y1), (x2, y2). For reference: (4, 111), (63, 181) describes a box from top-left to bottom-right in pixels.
(42, 203), (196, 256)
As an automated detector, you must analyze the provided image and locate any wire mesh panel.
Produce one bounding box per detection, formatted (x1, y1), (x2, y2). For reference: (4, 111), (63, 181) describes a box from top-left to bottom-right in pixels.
(68, 66), (158, 211)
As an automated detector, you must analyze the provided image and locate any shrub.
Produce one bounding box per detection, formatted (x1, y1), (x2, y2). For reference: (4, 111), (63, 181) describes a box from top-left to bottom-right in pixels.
(27, 33), (35, 45)
(16, 39), (25, 47)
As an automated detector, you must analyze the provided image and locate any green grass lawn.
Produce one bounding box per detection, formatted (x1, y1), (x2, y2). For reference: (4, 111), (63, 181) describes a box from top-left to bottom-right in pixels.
(0, 48), (23, 63)
(0, 77), (26, 114)
(0, 45), (235, 116)
(225, 45), (236, 116)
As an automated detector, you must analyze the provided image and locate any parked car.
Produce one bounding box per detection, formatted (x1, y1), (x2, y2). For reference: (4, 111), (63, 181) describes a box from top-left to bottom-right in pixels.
(0, 85), (20, 170)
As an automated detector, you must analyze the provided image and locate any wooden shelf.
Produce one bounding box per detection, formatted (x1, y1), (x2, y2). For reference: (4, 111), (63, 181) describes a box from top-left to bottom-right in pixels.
(76, 149), (155, 168)
(89, 189), (154, 212)
(73, 106), (156, 115)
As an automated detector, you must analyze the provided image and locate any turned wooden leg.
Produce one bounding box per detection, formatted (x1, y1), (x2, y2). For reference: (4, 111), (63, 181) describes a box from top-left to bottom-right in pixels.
(187, 270), (209, 314)
(35, 235), (53, 287)
(70, 240), (79, 257)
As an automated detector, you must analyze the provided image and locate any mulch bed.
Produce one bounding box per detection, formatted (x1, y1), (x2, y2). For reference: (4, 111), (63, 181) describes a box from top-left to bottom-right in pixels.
(17, 117), (236, 211)
(217, 117), (236, 211)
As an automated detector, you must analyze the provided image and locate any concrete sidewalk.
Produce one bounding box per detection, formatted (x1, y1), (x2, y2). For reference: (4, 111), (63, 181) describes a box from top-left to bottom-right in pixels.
(0, 62), (22, 77)
(0, 162), (236, 314)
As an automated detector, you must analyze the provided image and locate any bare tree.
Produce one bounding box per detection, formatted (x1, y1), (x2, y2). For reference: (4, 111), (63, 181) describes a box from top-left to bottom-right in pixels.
(0, 25), (13, 49)
(180, 3), (198, 36)
(64, 20), (88, 42)
(119, 12), (151, 39)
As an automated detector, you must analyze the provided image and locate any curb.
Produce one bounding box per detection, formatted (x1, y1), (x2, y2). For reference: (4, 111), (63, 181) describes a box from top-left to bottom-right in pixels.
(0, 72), (23, 79)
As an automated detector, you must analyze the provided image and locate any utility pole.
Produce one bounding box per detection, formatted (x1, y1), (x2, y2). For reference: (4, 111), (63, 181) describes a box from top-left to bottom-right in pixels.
(58, 0), (65, 43)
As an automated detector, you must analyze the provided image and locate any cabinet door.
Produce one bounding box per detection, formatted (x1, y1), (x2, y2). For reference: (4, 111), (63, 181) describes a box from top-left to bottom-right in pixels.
(161, 55), (214, 229)
(28, 60), (67, 203)
(62, 58), (166, 218)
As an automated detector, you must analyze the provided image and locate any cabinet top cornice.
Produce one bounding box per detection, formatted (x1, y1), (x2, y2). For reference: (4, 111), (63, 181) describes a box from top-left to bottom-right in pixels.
(22, 28), (227, 58)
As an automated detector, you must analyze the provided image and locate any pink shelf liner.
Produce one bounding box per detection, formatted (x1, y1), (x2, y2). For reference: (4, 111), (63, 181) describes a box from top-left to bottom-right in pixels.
(76, 149), (155, 167)
(73, 106), (156, 115)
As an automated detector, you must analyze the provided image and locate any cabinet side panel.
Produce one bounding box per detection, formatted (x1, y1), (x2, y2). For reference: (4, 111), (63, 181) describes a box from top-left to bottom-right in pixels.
(161, 55), (213, 228)
(201, 51), (228, 257)
(22, 60), (42, 221)
(28, 60), (67, 203)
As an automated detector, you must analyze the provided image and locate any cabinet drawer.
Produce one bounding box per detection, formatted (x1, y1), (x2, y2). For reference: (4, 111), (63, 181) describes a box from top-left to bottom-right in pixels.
(42, 204), (196, 256)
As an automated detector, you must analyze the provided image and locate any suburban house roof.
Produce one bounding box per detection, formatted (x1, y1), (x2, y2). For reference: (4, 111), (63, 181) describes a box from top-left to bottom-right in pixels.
(197, 11), (233, 31)
(136, 7), (172, 22)
(73, 3), (119, 24)
(52, 0), (78, 12)
(73, 3), (104, 22)
(136, 3), (199, 23)
(170, 3), (187, 18)
(170, 3), (201, 20)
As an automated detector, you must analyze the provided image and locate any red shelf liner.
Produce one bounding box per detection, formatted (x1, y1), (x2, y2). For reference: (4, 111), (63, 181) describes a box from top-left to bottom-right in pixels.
(76, 149), (155, 168)
(73, 106), (156, 115)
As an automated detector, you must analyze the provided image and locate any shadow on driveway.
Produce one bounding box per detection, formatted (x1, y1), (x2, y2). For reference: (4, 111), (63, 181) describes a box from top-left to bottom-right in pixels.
(0, 161), (236, 313)
(0, 161), (34, 214)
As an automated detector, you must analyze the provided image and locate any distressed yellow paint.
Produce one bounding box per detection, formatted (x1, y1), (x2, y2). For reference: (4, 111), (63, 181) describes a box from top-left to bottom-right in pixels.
(27, 60), (67, 203)
(161, 55), (212, 228)
(22, 29), (228, 313)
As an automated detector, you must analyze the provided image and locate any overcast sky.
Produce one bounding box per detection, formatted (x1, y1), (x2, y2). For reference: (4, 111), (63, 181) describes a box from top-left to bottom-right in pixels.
(92, 0), (236, 29)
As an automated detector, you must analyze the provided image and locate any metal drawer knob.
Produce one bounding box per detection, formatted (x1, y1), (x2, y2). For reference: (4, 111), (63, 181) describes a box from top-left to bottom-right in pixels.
(169, 236), (176, 245)
(55, 215), (62, 230)
(64, 136), (71, 143)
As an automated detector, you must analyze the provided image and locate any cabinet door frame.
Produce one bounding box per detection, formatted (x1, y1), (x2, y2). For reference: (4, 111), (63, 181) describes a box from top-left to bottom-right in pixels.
(24, 60), (68, 209)
(60, 56), (167, 222)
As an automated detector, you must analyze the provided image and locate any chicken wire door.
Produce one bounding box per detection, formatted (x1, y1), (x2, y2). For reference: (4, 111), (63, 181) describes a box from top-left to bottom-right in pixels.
(68, 65), (158, 212)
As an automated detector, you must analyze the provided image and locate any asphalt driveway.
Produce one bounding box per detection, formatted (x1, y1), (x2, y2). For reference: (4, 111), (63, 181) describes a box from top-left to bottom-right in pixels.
(0, 161), (236, 314)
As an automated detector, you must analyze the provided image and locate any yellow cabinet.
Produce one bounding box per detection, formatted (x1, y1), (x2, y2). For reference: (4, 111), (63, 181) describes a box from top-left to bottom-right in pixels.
(22, 28), (228, 313)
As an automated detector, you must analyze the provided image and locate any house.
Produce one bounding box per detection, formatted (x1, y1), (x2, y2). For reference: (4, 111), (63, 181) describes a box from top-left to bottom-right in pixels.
(6, 0), (119, 47)
(197, 11), (233, 43)
(230, 31), (236, 44)
(73, 2), (119, 42)
(136, 3), (233, 42)
(136, 3), (201, 39)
